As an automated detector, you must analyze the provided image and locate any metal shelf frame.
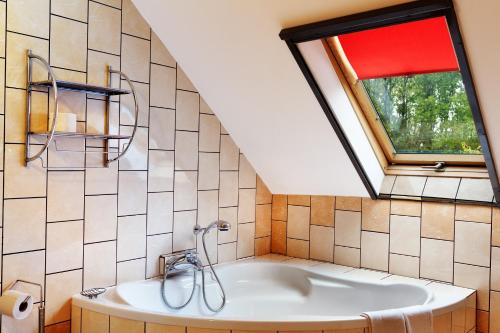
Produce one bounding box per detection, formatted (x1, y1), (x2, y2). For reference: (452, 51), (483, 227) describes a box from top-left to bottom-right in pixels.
(25, 49), (139, 167)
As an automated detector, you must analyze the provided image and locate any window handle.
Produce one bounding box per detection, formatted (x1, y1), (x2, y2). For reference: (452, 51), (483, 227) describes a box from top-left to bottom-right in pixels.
(421, 162), (446, 172)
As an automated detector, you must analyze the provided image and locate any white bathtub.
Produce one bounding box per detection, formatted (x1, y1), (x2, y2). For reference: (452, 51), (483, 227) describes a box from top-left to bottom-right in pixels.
(72, 256), (475, 331)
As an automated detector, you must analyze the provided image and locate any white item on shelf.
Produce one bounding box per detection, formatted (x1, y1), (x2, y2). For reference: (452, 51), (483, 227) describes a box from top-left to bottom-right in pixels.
(49, 112), (77, 132)
(0, 290), (34, 320)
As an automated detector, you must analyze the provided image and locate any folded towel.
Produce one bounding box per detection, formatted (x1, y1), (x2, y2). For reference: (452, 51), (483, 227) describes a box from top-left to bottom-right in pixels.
(362, 309), (406, 333)
(403, 305), (433, 333)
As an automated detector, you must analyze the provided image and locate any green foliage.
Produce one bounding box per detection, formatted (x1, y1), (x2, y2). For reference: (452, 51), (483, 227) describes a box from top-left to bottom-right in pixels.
(362, 72), (481, 155)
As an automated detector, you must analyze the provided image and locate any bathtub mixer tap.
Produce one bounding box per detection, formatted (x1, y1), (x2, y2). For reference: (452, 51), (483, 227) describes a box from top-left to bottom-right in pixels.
(161, 220), (231, 312)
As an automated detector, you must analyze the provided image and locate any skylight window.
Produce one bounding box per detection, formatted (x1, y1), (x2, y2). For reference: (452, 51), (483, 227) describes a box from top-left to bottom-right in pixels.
(328, 16), (484, 165)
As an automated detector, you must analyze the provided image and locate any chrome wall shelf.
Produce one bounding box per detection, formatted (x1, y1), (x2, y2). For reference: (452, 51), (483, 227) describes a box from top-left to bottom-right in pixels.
(25, 49), (139, 167)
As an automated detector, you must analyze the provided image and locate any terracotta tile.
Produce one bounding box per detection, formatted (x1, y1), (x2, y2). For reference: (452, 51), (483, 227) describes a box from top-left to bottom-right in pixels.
(286, 238), (309, 259)
(147, 324), (185, 333)
(71, 306), (81, 333)
(491, 291), (500, 333)
(256, 176), (272, 204)
(45, 321), (71, 333)
(311, 196), (335, 227)
(391, 200), (421, 217)
(272, 195), (287, 221)
(336, 196), (361, 211)
(456, 204), (492, 223)
(82, 309), (109, 333)
(255, 237), (271, 256)
(310, 225), (334, 262)
(110, 316), (144, 333)
(256, 204), (271, 238)
(271, 220), (286, 255)
(288, 195), (310, 206)
(493, 208), (500, 246)
(476, 310), (489, 333)
(361, 198), (389, 232)
(434, 313), (452, 333)
(421, 202), (455, 240)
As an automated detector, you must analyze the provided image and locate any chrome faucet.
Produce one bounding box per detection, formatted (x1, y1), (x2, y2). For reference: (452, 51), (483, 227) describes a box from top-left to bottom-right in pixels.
(160, 220), (231, 312)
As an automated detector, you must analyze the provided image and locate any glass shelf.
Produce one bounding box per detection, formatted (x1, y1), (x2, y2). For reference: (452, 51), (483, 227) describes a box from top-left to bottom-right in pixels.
(29, 131), (132, 140)
(30, 80), (131, 96)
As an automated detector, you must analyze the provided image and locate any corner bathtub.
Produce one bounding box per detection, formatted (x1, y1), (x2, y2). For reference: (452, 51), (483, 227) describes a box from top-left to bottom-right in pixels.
(72, 256), (476, 333)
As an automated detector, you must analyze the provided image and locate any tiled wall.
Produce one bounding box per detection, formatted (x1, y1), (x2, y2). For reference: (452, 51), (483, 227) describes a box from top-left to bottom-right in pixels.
(0, 0), (271, 332)
(271, 195), (500, 332)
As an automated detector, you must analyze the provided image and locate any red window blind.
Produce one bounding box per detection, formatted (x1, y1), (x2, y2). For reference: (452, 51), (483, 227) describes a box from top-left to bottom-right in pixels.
(338, 17), (459, 80)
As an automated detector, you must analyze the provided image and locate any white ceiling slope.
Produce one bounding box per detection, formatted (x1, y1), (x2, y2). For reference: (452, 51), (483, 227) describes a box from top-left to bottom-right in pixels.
(132, 0), (500, 195)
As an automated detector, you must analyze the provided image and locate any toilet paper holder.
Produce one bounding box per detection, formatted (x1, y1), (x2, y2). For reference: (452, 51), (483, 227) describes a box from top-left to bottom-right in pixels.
(6, 280), (45, 333)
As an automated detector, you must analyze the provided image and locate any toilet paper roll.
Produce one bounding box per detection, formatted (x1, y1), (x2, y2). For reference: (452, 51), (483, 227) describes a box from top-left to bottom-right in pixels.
(49, 112), (77, 133)
(0, 290), (34, 320)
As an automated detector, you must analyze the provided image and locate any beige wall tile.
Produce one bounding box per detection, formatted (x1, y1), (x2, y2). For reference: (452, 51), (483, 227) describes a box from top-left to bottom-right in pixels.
(310, 225), (334, 262)
(454, 263), (490, 311)
(287, 238), (309, 259)
(50, 16), (87, 72)
(199, 153), (219, 190)
(392, 176), (426, 197)
(3, 250), (45, 303)
(71, 306), (81, 333)
(174, 171), (198, 211)
(491, 291), (500, 333)
(218, 207), (238, 244)
(219, 171), (238, 207)
(47, 171), (84, 222)
(147, 233), (172, 278)
(197, 229), (217, 264)
(256, 176), (272, 205)
(149, 108), (175, 150)
(6, 88), (47, 143)
(220, 135), (239, 171)
(122, 0), (150, 39)
(118, 171), (147, 215)
(493, 208), (500, 246)
(455, 221), (491, 267)
(391, 200), (421, 217)
(390, 215), (420, 256)
(361, 198), (389, 232)
(120, 81), (149, 127)
(423, 177), (460, 199)
(199, 115), (221, 153)
(117, 258), (146, 284)
(46, 321), (71, 333)
(421, 202), (455, 240)
(85, 151), (118, 195)
(148, 192), (173, 235)
(52, 0), (88, 22)
(151, 32), (176, 67)
(361, 231), (389, 271)
(255, 237), (271, 256)
(47, 220), (84, 273)
(7, 0), (49, 39)
(149, 150), (174, 191)
(237, 223), (255, 258)
(84, 241), (116, 289)
(420, 238), (453, 283)
(198, 190), (218, 227)
(46, 270), (82, 325)
(456, 178), (494, 202)
(389, 253), (419, 278)
(0, 3), (5, 57)
(4, 198), (45, 253)
(176, 90), (199, 131)
(334, 246), (360, 267)
(175, 131), (198, 171)
(89, 1), (121, 55)
(272, 220), (287, 255)
(434, 312), (452, 333)
(287, 205), (310, 240)
(173, 210), (196, 251)
(117, 215), (146, 261)
(311, 196), (334, 227)
(85, 194), (117, 243)
(150, 65), (176, 108)
(335, 210), (361, 248)
(288, 195), (310, 206)
(455, 204), (492, 223)
(177, 66), (197, 92)
(110, 316), (144, 333)
(336, 196), (361, 211)
(379, 175), (396, 194)
(239, 154), (256, 188)
(121, 35), (150, 83)
(5, 144), (46, 198)
(6, 32), (49, 88)
(218, 242), (237, 263)
(256, 204), (272, 238)
(119, 126), (149, 170)
(94, 0), (122, 8)
(238, 189), (256, 223)
(272, 195), (287, 221)
(81, 309), (109, 333)
(492, 247), (500, 291)
(0, 62), (4, 114)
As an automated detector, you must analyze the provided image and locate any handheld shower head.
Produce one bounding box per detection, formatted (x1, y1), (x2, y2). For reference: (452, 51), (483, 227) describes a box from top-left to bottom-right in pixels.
(193, 220), (231, 235)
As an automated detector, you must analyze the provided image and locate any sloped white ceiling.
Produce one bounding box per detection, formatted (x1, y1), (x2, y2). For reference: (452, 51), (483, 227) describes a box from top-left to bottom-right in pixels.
(132, 0), (499, 195)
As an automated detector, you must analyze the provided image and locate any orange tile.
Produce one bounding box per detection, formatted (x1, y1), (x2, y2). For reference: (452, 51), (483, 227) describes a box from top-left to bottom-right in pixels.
(255, 204), (271, 237)
(361, 198), (389, 232)
(45, 321), (71, 333)
(336, 196), (361, 211)
(286, 238), (309, 259)
(271, 195), (287, 221)
(256, 176), (272, 204)
(288, 195), (310, 206)
(390, 200), (421, 216)
(421, 202), (455, 240)
(311, 196), (335, 227)
(476, 310), (489, 333)
(456, 204), (492, 223)
(271, 220), (286, 254)
(255, 237), (271, 256)
(434, 312), (452, 333)
(493, 208), (500, 246)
